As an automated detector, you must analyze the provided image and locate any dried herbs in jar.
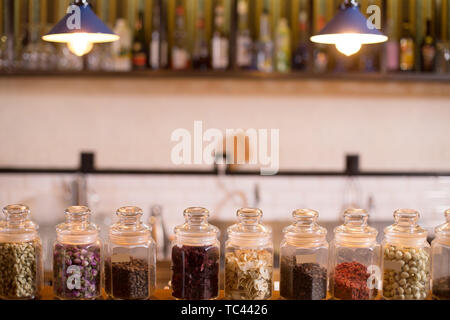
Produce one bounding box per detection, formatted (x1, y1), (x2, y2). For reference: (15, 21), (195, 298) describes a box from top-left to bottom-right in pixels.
(225, 249), (273, 300)
(53, 243), (101, 299)
(171, 245), (219, 300)
(280, 255), (327, 300)
(105, 257), (153, 300)
(0, 240), (41, 299)
(333, 261), (373, 300)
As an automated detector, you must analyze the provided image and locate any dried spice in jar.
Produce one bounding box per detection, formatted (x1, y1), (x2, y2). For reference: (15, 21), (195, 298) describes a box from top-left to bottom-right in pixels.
(172, 245), (219, 300)
(53, 243), (101, 299)
(383, 246), (430, 300)
(105, 257), (152, 300)
(433, 276), (450, 300)
(333, 261), (372, 300)
(225, 249), (273, 300)
(280, 255), (327, 300)
(0, 240), (41, 299)
(280, 209), (328, 300)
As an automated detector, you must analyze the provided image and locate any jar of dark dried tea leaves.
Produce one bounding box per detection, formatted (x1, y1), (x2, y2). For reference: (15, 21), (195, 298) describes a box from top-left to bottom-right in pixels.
(105, 206), (156, 300)
(171, 207), (220, 300)
(280, 209), (328, 300)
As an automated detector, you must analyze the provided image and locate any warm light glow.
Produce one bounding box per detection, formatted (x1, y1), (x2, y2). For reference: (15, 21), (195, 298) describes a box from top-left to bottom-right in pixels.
(43, 32), (119, 57)
(67, 34), (94, 56)
(335, 41), (362, 56)
(42, 32), (119, 44)
(310, 33), (388, 56)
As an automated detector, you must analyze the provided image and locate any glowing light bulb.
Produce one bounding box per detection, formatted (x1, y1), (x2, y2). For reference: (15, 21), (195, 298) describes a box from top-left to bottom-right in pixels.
(67, 33), (94, 56)
(335, 40), (362, 56)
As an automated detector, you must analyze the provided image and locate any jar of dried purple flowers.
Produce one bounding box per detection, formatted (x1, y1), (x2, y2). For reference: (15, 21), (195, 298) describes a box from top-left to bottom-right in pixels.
(53, 206), (102, 300)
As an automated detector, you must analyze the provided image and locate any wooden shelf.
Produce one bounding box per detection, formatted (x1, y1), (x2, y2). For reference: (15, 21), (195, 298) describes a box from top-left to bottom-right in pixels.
(1, 70), (450, 83)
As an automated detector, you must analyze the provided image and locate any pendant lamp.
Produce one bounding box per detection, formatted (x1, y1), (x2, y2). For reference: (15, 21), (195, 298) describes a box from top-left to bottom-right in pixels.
(310, 0), (388, 56)
(42, 0), (119, 57)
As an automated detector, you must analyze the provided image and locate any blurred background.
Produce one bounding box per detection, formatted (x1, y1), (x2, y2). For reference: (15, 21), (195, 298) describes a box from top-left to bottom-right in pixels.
(1, 0), (450, 287)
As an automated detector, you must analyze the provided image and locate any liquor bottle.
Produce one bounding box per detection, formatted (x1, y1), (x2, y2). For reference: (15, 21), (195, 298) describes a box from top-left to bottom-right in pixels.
(236, 0), (252, 69)
(384, 19), (399, 72)
(150, 0), (168, 70)
(256, 10), (274, 72)
(399, 21), (415, 72)
(211, 1), (229, 70)
(292, 10), (310, 71)
(421, 19), (437, 72)
(313, 15), (328, 73)
(132, 12), (148, 70)
(192, 7), (210, 70)
(112, 19), (132, 71)
(275, 18), (291, 73)
(172, 1), (190, 70)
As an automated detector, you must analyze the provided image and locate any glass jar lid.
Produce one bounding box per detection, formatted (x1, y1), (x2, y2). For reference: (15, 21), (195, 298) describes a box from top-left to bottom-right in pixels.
(384, 209), (427, 243)
(110, 206), (151, 245)
(227, 208), (272, 246)
(0, 204), (39, 242)
(283, 209), (327, 247)
(56, 206), (99, 244)
(334, 208), (377, 245)
(174, 207), (219, 246)
(434, 209), (450, 239)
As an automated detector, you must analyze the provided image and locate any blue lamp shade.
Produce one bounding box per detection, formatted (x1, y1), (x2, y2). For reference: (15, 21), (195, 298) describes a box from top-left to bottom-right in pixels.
(310, 3), (387, 56)
(42, 2), (119, 44)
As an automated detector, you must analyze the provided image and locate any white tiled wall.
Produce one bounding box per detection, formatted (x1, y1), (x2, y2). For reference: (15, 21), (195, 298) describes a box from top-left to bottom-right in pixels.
(1, 174), (449, 230)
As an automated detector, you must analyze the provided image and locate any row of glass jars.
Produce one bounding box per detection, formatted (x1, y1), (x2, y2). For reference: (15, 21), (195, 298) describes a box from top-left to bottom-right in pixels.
(0, 204), (156, 300)
(0, 203), (449, 300)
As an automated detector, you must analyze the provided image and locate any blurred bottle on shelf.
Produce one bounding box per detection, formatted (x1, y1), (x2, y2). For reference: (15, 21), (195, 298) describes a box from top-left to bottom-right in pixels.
(21, 0), (57, 72)
(292, 10), (310, 71)
(150, 0), (168, 70)
(211, 1), (229, 70)
(275, 18), (291, 73)
(399, 21), (415, 72)
(112, 19), (132, 72)
(421, 19), (437, 73)
(192, 1), (210, 70)
(256, 9), (274, 72)
(436, 41), (450, 74)
(313, 15), (328, 73)
(235, 0), (252, 70)
(132, 12), (148, 70)
(384, 19), (399, 72)
(172, 1), (190, 70)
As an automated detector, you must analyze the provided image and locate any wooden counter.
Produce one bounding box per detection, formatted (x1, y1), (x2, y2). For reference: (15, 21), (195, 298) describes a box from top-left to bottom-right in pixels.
(40, 287), (282, 300)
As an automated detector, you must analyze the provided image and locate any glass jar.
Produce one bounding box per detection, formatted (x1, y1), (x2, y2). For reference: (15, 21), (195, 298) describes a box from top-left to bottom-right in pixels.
(382, 209), (430, 300)
(105, 206), (156, 300)
(280, 209), (328, 300)
(329, 208), (380, 300)
(432, 209), (450, 300)
(0, 204), (43, 300)
(53, 206), (102, 300)
(171, 207), (220, 300)
(225, 208), (273, 300)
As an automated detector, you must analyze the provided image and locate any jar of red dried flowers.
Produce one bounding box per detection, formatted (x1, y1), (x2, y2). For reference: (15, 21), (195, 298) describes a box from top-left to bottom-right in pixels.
(225, 208), (273, 300)
(171, 207), (220, 300)
(329, 208), (381, 300)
